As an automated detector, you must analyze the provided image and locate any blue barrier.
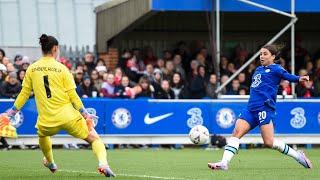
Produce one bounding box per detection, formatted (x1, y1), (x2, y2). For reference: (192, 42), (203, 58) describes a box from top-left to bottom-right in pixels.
(1, 99), (320, 135)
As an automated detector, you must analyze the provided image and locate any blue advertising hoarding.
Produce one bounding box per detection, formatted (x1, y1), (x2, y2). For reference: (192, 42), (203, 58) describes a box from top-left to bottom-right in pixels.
(1, 99), (319, 136)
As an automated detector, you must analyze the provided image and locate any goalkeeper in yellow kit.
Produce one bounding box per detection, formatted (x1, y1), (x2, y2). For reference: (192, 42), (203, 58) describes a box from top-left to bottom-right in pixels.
(6, 34), (115, 177)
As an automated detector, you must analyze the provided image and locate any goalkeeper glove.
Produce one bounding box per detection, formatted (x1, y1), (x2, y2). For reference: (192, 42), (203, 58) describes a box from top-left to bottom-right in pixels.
(6, 106), (18, 119)
(79, 107), (99, 120)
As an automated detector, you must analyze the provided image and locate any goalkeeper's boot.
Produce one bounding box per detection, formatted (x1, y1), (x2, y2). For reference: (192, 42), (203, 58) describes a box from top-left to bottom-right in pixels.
(42, 157), (58, 173)
(297, 150), (313, 169)
(208, 161), (228, 170)
(98, 164), (116, 177)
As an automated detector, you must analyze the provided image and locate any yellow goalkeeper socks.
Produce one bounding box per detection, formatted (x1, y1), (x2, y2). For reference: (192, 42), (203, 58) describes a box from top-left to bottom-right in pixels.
(39, 136), (54, 163)
(92, 138), (108, 166)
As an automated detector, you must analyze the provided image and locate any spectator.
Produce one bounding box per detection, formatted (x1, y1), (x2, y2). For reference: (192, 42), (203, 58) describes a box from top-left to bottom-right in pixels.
(199, 47), (214, 74)
(95, 65), (107, 79)
(227, 79), (240, 95)
(155, 79), (175, 99)
(296, 69), (314, 98)
(132, 48), (145, 71)
(144, 64), (154, 83)
(206, 73), (218, 99)
(90, 70), (102, 92)
(0, 64), (7, 87)
(279, 80), (291, 95)
(163, 60), (175, 80)
(313, 75), (320, 97)
(101, 73), (116, 98)
(135, 76), (154, 98)
(74, 69), (84, 86)
(189, 65), (206, 99)
(114, 76), (132, 98)
(1, 72), (21, 98)
(163, 50), (173, 61)
(144, 47), (157, 65)
(226, 62), (237, 77)
(2, 57), (10, 66)
(305, 61), (314, 78)
(219, 74), (228, 95)
(21, 56), (31, 70)
(114, 67), (123, 86)
(155, 58), (165, 72)
(76, 75), (98, 98)
(151, 68), (162, 93)
(6, 63), (15, 73)
(17, 69), (26, 84)
(238, 72), (249, 88)
(0, 48), (5, 63)
(173, 54), (186, 80)
(171, 72), (188, 99)
(187, 60), (199, 81)
(84, 52), (96, 74)
(296, 80), (314, 98)
(220, 56), (229, 76)
(13, 55), (23, 70)
(239, 86), (248, 95)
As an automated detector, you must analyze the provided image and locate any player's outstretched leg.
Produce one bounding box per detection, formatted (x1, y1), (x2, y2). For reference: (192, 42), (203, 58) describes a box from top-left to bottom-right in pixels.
(273, 140), (313, 169)
(39, 136), (58, 173)
(85, 129), (116, 177)
(208, 119), (250, 171)
(261, 122), (313, 169)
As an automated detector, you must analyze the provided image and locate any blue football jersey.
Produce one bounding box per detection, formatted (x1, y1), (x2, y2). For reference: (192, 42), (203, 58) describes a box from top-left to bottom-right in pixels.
(248, 64), (299, 111)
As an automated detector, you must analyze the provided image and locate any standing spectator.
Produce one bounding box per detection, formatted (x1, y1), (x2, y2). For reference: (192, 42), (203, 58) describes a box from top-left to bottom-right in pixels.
(0, 48), (5, 63)
(296, 80), (314, 98)
(155, 79), (175, 99)
(84, 52), (96, 74)
(227, 79), (240, 95)
(171, 72), (188, 99)
(1, 72), (21, 98)
(17, 70), (26, 84)
(219, 74), (228, 95)
(226, 62), (237, 77)
(101, 73), (116, 98)
(173, 54), (186, 80)
(2, 57), (10, 66)
(132, 48), (145, 71)
(189, 65), (206, 99)
(206, 73), (218, 99)
(76, 75), (98, 98)
(90, 70), (102, 92)
(305, 61), (314, 78)
(313, 75), (320, 97)
(199, 47), (214, 74)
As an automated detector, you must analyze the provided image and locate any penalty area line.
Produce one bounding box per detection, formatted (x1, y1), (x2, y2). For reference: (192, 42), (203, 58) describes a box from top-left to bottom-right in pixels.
(59, 169), (192, 180)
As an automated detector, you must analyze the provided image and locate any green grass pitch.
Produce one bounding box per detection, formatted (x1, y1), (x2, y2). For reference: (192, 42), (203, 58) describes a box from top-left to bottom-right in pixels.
(0, 148), (319, 179)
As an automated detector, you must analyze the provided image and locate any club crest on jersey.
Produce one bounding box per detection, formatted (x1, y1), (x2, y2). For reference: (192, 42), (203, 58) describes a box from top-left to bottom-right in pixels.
(112, 108), (132, 129)
(318, 112), (320, 126)
(265, 69), (270, 73)
(216, 108), (236, 129)
(86, 108), (98, 127)
(290, 107), (306, 129)
(187, 107), (203, 128)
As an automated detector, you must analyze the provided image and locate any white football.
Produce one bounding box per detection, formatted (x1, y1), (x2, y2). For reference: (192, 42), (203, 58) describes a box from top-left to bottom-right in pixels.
(189, 125), (210, 145)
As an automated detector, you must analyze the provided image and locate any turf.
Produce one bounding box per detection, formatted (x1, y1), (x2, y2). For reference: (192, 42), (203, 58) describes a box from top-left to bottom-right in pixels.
(0, 148), (319, 180)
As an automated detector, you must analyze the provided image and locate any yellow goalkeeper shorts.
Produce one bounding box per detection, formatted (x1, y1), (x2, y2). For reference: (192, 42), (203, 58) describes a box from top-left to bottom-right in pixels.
(37, 116), (89, 139)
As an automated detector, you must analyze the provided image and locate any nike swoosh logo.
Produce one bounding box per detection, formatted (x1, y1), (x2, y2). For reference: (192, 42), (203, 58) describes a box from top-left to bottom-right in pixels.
(144, 113), (173, 125)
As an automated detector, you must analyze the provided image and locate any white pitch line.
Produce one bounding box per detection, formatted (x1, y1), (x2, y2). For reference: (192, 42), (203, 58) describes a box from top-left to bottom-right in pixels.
(59, 169), (191, 180)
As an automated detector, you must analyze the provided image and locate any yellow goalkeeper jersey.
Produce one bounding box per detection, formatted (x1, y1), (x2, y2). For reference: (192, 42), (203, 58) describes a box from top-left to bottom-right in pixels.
(18, 57), (80, 127)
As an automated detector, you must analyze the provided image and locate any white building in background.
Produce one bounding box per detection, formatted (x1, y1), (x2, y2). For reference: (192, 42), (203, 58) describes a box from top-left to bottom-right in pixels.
(0, 0), (107, 60)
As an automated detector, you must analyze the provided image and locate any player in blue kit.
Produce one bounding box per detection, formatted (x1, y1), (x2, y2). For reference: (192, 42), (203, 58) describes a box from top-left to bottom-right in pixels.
(208, 45), (313, 170)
